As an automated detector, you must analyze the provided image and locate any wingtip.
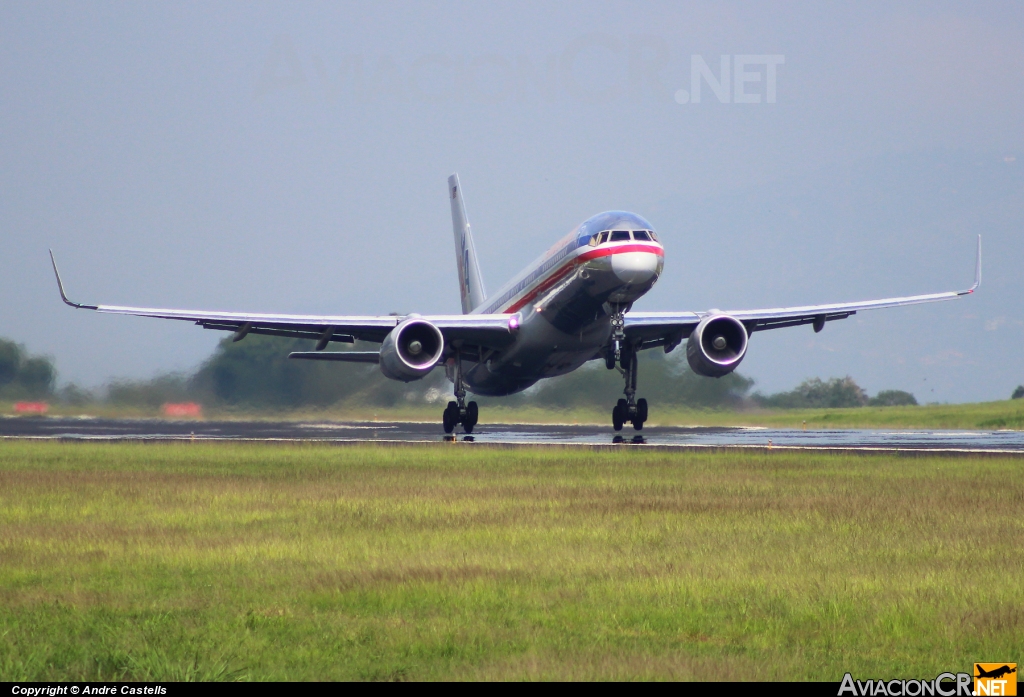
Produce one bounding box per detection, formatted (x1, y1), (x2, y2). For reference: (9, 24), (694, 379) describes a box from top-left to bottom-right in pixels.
(49, 249), (69, 304)
(49, 250), (97, 310)
(971, 234), (982, 292)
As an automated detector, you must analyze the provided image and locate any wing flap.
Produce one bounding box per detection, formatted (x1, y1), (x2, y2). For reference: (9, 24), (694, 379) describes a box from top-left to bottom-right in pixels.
(289, 351), (381, 363)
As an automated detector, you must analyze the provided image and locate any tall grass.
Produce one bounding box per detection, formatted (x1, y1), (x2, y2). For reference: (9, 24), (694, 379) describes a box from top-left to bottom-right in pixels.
(0, 442), (1021, 680)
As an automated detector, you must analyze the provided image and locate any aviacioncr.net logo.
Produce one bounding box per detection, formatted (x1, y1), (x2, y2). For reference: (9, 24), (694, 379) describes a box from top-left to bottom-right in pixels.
(974, 664), (1017, 696)
(839, 673), (973, 696)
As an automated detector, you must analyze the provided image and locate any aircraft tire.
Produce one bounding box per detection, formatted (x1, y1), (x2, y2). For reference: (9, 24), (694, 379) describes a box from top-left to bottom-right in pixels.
(605, 352), (615, 370)
(612, 404), (624, 431)
(466, 401), (479, 429)
(636, 398), (648, 423)
(443, 402), (457, 434)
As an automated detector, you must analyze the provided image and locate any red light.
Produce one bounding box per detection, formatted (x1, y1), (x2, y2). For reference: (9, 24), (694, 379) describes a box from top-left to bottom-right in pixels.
(162, 403), (203, 417)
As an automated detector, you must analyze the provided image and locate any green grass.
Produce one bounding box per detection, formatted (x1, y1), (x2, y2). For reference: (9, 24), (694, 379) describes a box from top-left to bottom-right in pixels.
(6, 397), (1024, 430)
(1, 442), (1021, 681)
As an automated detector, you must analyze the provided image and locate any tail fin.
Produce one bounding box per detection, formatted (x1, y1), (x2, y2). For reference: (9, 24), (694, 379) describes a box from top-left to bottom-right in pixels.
(448, 173), (487, 314)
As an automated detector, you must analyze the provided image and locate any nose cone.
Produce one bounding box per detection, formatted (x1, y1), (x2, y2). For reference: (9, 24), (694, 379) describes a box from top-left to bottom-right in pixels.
(611, 250), (661, 284)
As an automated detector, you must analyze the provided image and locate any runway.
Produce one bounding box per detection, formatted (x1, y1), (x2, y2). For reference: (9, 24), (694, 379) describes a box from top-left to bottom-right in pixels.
(3, 415), (1024, 453)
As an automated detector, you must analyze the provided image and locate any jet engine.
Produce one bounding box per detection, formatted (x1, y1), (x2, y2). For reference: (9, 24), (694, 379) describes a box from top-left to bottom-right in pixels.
(686, 314), (748, 378)
(379, 317), (445, 382)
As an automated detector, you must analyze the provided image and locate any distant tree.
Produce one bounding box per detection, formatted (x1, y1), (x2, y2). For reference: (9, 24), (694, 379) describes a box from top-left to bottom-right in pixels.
(0, 339), (21, 387)
(483, 349), (754, 409)
(190, 334), (448, 408)
(754, 376), (867, 409)
(0, 338), (55, 398)
(16, 357), (56, 396)
(512, 350), (753, 411)
(868, 390), (918, 407)
(106, 373), (192, 407)
(1012, 385), (1024, 400)
(58, 383), (96, 406)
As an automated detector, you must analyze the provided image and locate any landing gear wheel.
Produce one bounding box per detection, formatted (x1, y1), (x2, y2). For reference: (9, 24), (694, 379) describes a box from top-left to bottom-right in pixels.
(444, 353), (482, 435)
(612, 404), (624, 432)
(464, 401), (479, 434)
(443, 401), (458, 434)
(610, 397), (626, 429)
(605, 351), (616, 370)
(633, 398), (648, 430)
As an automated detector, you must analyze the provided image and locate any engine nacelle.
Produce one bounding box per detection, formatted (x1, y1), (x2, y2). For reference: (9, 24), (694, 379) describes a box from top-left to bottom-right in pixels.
(686, 314), (748, 378)
(379, 317), (445, 382)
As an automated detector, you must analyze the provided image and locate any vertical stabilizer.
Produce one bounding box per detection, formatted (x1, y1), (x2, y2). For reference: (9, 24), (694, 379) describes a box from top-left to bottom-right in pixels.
(448, 173), (487, 314)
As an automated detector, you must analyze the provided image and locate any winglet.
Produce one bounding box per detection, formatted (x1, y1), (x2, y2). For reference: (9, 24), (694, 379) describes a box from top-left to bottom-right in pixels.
(49, 250), (98, 310)
(962, 234), (982, 295)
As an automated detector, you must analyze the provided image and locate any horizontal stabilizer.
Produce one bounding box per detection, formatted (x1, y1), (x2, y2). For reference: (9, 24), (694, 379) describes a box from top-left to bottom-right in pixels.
(288, 351), (380, 363)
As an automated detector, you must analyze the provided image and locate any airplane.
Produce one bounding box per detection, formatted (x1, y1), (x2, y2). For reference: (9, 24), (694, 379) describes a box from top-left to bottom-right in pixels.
(50, 173), (981, 434)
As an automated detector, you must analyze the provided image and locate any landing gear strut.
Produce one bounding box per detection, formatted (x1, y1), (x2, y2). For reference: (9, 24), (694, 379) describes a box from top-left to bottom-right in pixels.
(607, 305), (626, 368)
(443, 353), (478, 434)
(611, 344), (648, 432)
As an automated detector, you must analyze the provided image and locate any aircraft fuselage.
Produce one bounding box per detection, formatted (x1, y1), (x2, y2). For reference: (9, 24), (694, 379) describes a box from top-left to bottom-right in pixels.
(452, 211), (664, 396)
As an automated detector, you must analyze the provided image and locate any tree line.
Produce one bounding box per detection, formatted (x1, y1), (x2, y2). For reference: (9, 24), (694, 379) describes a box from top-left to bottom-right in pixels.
(12, 333), (1001, 411)
(40, 333), (923, 411)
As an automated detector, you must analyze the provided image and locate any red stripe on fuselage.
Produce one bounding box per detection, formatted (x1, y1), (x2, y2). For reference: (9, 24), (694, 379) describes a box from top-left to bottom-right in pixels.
(501, 244), (664, 314)
(576, 243), (665, 262)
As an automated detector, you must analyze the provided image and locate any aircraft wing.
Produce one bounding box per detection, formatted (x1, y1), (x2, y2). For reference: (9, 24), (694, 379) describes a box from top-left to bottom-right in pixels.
(49, 252), (518, 350)
(625, 235), (981, 350)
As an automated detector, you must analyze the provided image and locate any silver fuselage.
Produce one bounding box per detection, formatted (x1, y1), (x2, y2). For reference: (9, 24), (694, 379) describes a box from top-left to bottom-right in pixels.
(450, 211), (664, 396)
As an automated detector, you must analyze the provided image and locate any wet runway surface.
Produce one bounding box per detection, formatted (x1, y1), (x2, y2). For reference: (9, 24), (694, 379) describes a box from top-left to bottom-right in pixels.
(3, 416), (1024, 453)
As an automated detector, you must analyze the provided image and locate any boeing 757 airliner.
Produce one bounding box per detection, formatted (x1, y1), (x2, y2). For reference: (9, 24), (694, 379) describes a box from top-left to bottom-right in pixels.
(50, 174), (980, 434)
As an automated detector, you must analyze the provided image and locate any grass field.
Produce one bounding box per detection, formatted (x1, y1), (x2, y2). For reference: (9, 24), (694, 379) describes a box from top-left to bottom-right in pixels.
(6, 397), (1024, 430)
(1, 442), (1021, 681)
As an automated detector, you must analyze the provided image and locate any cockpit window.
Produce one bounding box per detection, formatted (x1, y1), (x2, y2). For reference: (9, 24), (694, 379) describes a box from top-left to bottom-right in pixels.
(610, 230), (631, 242)
(632, 230), (651, 241)
(589, 233), (599, 246)
(648, 231), (659, 242)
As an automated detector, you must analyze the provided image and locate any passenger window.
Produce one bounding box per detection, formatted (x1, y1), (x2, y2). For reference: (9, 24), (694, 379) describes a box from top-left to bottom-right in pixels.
(610, 230), (631, 242)
(633, 230), (651, 241)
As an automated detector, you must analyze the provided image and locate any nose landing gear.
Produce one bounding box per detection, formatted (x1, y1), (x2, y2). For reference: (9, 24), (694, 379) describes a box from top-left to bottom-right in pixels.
(611, 345), (648, 431)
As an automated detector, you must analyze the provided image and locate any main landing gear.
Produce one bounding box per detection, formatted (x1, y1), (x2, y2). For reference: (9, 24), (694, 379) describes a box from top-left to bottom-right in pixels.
(443, 354), (479, 434)
(606, 306), (647, 431)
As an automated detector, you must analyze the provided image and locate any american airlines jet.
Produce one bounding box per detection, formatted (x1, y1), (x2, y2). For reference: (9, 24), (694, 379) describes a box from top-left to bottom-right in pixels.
(51, 174), (980, 434)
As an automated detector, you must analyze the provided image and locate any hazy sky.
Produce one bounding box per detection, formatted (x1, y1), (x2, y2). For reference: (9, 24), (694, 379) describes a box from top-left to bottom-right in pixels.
(2, 1), (1022, 402)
